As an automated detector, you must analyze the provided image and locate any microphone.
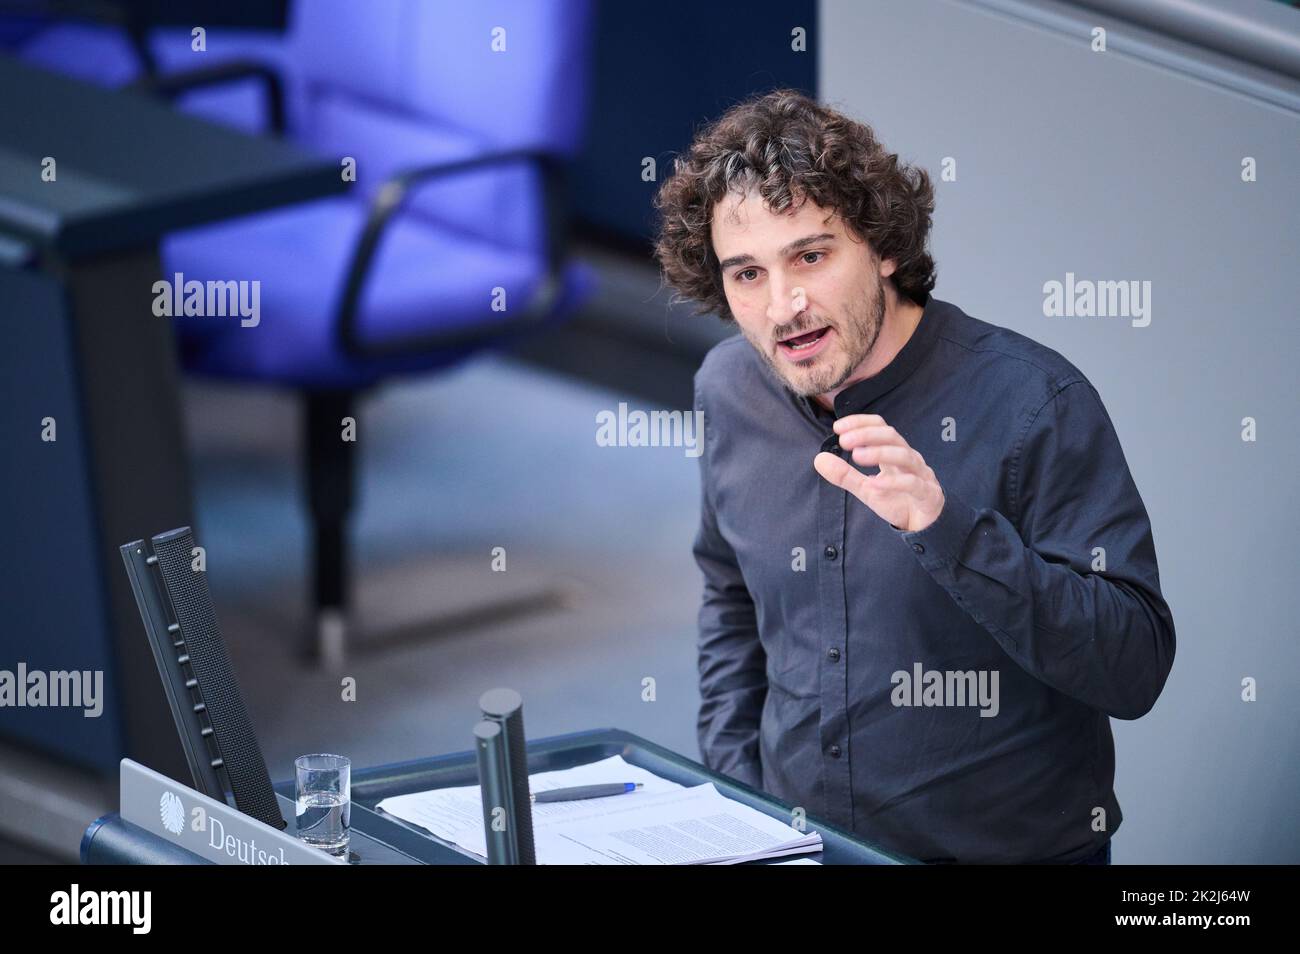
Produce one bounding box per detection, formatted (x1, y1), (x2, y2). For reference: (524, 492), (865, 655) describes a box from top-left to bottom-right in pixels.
(473, 688), (536, 864)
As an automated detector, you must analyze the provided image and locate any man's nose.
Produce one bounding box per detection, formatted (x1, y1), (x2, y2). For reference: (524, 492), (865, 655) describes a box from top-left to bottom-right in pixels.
(765, 274), (802, 325)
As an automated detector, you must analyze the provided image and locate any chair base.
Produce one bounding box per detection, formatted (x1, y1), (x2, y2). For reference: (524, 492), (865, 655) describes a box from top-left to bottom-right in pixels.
(301, 586), (568, 667)
(312, 607), (349, 670)
(298, 388), (570, 665)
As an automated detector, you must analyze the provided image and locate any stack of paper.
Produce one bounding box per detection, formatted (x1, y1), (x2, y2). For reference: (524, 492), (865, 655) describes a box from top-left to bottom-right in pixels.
(376, 754), (822, 864)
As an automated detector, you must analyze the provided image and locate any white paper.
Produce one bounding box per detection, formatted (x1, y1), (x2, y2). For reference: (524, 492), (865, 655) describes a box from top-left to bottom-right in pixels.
(520, 783), (821, 865)
(376, 754), (821, 865)
(376, 755), (682, 843)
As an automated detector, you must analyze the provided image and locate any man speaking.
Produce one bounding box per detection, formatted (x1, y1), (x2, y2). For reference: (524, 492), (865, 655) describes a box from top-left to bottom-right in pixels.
(653, 89), (1175, 864)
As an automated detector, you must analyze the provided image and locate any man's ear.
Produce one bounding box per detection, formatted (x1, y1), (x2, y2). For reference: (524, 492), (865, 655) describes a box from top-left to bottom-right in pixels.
(879, 257), (899, 280)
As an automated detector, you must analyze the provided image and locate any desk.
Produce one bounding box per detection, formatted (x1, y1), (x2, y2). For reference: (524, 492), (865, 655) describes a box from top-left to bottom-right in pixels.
(82, 728), (919, 864)
(0, 54), (346, 777)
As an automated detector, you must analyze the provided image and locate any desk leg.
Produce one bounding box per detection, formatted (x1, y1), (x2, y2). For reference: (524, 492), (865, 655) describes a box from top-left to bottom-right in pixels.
(61, 247), (194, 784)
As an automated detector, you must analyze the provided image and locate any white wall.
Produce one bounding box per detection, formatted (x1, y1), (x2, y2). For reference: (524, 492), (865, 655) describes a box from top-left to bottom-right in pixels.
(821, 0), (1300, 863)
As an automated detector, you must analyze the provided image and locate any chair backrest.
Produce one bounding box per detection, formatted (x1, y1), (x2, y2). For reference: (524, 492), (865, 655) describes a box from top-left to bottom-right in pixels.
(7, 19), (143, 86)
(7, 2), (595, 250)
(7, 17), (294, 134)
(287, 0), (594, 247)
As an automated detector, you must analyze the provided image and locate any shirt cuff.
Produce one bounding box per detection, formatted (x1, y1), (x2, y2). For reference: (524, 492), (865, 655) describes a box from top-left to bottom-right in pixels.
(895, 489), (980, 572)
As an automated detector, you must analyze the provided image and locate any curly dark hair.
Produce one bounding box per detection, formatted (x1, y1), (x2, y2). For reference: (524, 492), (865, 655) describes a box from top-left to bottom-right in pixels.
(653, 88), (937, 322)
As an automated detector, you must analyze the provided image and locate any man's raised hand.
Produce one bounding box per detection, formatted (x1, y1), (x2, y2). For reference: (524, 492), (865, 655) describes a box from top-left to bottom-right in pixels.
(812, 414), (945, 533)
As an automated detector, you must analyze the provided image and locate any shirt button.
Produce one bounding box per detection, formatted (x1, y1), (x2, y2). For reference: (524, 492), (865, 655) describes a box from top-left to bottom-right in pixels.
(824, 545), (838, 561)
(827, 647), (840, 662)
(828, 745), (842, 758)
(912, 543), (925, 554)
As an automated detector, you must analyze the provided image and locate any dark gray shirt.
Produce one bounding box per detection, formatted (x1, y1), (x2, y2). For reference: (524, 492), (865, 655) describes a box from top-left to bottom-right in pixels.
(691, 293), (1176, 864)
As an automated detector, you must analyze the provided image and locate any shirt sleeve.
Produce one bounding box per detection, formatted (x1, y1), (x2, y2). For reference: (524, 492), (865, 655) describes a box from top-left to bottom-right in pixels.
(896, 380), (1176, 720)
(692, 382), (766, 789)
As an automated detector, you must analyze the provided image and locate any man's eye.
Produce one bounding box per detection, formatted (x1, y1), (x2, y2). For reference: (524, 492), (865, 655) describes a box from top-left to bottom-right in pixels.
(802, 251), (825, 265)
(736, 268), (758, 283)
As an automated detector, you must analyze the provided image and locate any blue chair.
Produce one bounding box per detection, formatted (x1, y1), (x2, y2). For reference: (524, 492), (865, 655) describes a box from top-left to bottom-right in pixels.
(9, 15), (305, 159)
(7, 1), (599, 660)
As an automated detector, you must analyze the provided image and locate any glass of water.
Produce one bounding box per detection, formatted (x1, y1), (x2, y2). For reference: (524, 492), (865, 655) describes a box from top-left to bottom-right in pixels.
(295, 753), (351, 856)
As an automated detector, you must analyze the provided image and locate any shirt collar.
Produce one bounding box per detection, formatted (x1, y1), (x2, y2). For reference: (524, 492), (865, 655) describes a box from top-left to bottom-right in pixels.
(792, 291), (947, 422)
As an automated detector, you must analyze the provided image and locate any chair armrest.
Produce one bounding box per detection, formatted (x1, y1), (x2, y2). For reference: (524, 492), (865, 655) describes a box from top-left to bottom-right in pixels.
(336, 148), (571, 360)
(127, 58), (286, 134)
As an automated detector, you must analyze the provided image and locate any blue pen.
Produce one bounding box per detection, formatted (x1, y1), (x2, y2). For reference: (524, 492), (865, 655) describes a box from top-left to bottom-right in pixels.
(530, 782), (642, 804)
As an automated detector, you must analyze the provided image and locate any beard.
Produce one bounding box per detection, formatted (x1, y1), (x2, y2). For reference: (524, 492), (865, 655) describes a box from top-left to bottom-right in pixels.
(743, 276), (886, 399)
